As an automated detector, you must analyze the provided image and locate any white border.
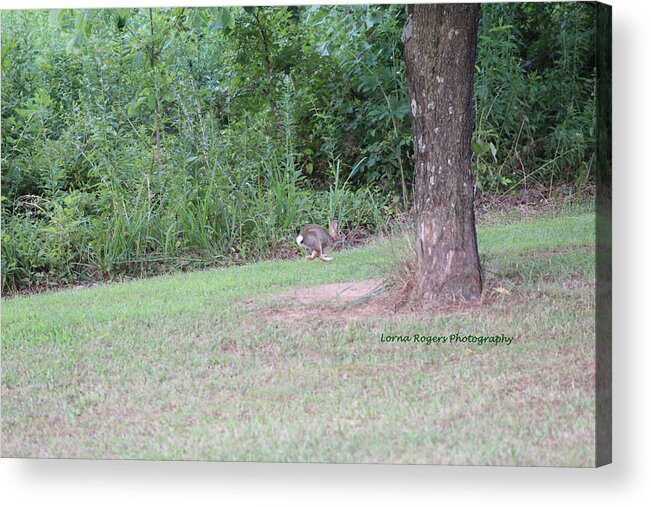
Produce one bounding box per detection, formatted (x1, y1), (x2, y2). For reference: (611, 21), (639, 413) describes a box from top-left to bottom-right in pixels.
(2, 0), (650, 505)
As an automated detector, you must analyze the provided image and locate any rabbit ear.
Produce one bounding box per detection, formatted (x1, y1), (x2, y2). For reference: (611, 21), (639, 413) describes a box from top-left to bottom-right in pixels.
(329, 220), (339, 239)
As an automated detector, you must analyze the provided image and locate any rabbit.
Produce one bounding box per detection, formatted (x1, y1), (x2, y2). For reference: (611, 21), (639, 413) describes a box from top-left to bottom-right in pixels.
(296, 220), (340, 262)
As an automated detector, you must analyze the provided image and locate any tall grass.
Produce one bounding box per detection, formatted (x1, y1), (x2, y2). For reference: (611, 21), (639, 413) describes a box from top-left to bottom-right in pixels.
(1, 83), (391, 294)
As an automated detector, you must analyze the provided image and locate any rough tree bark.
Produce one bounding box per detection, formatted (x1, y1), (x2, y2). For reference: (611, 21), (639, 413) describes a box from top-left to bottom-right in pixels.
(402, 3), (483, 304)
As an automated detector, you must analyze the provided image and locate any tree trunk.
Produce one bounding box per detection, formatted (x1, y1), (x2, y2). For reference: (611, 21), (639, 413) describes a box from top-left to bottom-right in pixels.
(403, 3), (483, 304)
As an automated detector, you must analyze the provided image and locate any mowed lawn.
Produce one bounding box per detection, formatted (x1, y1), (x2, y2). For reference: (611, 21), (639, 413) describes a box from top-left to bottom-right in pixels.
(1, 207), (596, 465)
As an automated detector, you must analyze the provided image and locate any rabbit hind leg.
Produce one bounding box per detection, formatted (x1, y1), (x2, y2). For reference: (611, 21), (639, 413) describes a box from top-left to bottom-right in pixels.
(306, 240), (323, 261)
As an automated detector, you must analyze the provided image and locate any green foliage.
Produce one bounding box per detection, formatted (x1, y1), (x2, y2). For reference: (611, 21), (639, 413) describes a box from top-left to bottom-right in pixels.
(1, 5), (597, 292)
(1, 192), (97, 291)
(473, 2), (596, 192)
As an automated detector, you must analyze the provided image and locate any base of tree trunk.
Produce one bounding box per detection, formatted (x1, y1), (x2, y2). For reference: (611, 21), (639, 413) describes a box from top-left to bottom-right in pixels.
(403, 3), (483, 305)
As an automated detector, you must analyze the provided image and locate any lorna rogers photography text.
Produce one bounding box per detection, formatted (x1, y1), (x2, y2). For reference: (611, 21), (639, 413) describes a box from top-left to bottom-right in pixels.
(380, 333), (514, 346)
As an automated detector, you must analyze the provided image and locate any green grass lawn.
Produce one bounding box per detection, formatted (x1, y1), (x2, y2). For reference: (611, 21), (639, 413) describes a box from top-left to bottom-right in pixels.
(1, 208), (596, 465)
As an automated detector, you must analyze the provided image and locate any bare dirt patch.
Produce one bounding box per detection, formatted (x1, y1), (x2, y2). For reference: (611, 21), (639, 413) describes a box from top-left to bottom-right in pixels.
(250, 278), (406, 322)
(281, 279), (385, 305)
(247, 278), (510, 325)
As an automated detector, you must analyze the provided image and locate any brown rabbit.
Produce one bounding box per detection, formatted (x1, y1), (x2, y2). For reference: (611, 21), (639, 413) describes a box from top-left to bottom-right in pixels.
(296, 220), (339, 262)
